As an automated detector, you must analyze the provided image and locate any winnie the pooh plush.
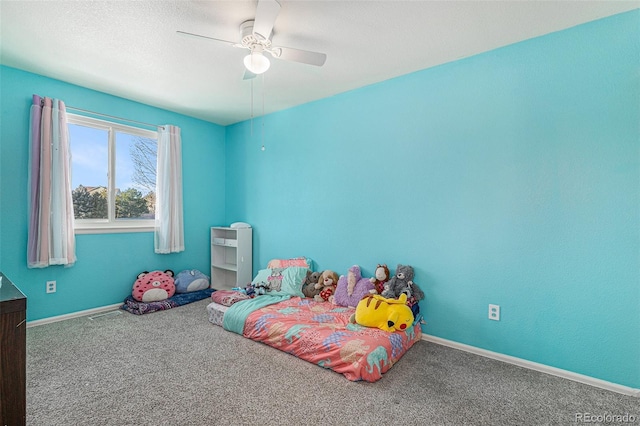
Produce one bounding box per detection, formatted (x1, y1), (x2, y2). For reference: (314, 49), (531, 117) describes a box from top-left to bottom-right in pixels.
(313, 270), (339, 302)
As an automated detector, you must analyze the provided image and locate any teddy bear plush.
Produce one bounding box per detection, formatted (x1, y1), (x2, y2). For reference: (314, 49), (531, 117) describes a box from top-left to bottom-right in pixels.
(381, 264), (425, 316)
(370, 263), (390, 294)
(174, 269), (210, 293)
(301, 270), (322, 298)
(381, 264), (414, 298)
(332, 265), (376, 307)
(313, 270), (339, 302)
(132, 270), (176, 302)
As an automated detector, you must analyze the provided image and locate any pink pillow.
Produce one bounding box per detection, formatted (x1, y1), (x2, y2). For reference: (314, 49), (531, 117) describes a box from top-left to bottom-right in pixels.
(267, 257), (312, 270)
(132, 270), (175, 302)
(211, 290), (250, 307)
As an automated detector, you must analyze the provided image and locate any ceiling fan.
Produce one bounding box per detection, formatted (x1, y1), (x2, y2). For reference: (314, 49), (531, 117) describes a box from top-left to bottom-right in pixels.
(177, 0), (327, 78)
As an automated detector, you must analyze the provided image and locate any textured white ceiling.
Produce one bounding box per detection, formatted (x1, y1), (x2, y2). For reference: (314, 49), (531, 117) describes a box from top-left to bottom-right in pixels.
(1, 1), (637, 125)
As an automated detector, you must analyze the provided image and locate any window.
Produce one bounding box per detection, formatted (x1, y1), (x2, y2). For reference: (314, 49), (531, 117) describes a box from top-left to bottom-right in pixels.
(67, 114), (158, 234)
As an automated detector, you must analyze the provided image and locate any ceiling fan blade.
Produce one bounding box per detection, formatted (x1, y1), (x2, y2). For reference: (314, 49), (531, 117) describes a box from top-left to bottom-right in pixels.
(176, 30), (238, 47)
(271, 46), (326, 67)
(253, 0), (281, 40)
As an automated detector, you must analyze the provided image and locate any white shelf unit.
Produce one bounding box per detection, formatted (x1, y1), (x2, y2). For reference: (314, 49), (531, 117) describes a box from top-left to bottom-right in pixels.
(210, 227), (252, 290)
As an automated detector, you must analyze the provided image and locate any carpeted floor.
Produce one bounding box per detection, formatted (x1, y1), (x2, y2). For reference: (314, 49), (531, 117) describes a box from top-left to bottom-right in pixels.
(26, 299), (638, 425)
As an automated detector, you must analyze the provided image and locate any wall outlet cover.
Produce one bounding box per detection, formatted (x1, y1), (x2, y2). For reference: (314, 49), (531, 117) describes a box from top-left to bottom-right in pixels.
(489, 304), (500, 321)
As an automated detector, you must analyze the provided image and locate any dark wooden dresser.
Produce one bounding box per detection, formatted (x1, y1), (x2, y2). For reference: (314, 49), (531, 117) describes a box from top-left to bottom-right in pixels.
(0, 272), (27, 426)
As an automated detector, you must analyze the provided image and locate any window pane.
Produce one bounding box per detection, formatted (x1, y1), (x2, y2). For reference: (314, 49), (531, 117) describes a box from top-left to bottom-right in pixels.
(70, 124), (108, 219)
(115, 132), (157, 220)
(68, 114), (158, 232)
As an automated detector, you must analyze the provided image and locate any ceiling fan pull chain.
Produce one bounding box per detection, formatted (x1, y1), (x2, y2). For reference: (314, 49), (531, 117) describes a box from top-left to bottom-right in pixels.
(261, 73), (266, 151)
(250, 78), (254, 137)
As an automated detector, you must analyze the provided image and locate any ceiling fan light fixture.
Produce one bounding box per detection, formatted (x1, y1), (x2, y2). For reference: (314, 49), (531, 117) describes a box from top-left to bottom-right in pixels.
(244, 51), (270, 74)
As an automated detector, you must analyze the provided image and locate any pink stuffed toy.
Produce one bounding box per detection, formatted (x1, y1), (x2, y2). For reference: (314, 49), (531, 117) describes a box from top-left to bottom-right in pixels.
(132, 270), (176, 302)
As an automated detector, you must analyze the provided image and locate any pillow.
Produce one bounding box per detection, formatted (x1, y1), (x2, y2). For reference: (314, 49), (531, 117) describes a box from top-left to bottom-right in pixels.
(174, 269), (210, 293)
(267, 257), (313, 270)
(251, 267), (308, 297)
(211, 290), (250, 307)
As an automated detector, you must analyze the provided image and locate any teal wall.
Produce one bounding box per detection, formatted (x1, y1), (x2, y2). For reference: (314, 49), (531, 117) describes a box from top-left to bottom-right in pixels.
(225, 11), (639, 388)
(0, 66), (226, 321)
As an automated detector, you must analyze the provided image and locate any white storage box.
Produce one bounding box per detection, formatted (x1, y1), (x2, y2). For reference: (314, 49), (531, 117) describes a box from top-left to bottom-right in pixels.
(224, 239), (238, 247)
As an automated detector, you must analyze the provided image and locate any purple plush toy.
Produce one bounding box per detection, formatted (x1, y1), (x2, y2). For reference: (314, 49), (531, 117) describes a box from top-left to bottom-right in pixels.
(332, 265), (376, 308)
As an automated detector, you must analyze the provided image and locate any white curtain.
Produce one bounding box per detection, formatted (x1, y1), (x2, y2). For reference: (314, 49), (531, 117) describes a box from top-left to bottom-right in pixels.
(154, 125), (184, 253)
(27, 95), (76, 268)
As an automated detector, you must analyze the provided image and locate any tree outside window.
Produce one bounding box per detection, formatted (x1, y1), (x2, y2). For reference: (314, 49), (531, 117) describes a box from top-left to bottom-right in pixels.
(68, 114), (158, 232)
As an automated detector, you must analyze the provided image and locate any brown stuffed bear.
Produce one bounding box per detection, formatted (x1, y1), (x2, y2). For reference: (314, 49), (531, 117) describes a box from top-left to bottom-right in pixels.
(313, 270), (339, 302)
(302, 270), (323, 298)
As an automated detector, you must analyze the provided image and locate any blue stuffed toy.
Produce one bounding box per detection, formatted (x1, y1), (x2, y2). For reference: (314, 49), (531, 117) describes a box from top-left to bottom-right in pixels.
(174, 269), (210, 293)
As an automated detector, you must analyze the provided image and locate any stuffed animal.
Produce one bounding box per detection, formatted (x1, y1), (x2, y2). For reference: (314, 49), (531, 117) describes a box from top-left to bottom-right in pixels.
(301, 270), (322, 298)
(381, 264), (415, 298)
(244, 283), (256, 298)
(132, 270), (175, 302)
(313, 270), (339, 302)
(370, 263), (390, 294)
(174, 269), (210, 293)
(254, 281), (269, 296)
(332, 265), (376, 307)
(381, 264), (425, 316)
(351, 293), (414, 332)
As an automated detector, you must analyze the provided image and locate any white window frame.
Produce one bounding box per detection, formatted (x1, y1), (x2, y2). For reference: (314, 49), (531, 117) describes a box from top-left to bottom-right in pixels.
(67, 113), (158, 234)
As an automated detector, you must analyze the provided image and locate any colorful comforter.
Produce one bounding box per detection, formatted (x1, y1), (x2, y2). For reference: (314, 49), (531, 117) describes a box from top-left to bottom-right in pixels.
(231, 296), (421, 382)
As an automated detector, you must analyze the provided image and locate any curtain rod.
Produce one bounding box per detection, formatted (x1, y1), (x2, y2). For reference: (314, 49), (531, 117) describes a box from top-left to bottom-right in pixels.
(65, 106), (165, 130)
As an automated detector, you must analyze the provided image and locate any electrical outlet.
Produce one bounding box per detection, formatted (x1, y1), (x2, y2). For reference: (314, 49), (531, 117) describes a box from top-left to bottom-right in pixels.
(488, 304), (500, 321)
(46, 280), (56, 293)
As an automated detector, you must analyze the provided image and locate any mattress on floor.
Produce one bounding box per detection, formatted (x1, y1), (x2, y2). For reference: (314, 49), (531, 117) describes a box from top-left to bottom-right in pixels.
(206, 301), (229, 327)
(214, 296), (422, 382)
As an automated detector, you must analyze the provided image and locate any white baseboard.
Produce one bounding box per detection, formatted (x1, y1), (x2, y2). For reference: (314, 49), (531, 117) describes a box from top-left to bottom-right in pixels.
(27, 303), (123, 328)
(421, 334), (639, 398)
